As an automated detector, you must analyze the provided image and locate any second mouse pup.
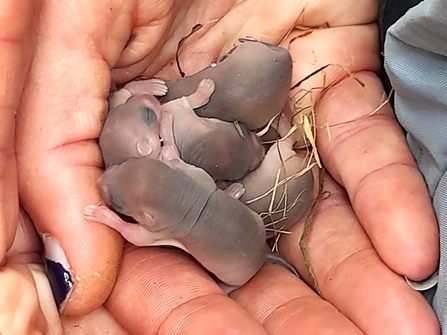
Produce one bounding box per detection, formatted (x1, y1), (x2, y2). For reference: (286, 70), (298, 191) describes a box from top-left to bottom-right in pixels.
(239, 137), (319, 238)
(160, 37), (293, 131)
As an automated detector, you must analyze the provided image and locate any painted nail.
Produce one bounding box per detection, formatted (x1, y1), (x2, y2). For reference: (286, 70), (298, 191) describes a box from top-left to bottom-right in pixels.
(42, 234), (74, 311)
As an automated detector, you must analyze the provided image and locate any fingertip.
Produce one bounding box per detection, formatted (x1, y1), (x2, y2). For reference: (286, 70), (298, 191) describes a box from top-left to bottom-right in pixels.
(63, 229), (124, 316)
(42, 222), (124, 317)
(106, 247), (267, 335)
(315, 72), (440, 281)
(279, 177), (441, 335)
(352, 164), (440, 281)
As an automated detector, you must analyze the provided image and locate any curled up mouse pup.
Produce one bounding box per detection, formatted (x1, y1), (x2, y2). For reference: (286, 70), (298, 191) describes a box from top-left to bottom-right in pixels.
(160, 37), (294, 131)
(84, 111), (298, 290)
(100, 76), (265, 181)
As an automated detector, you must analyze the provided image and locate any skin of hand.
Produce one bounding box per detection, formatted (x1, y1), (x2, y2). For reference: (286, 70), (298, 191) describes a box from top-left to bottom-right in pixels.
(0, 1), (64, 334)
(12, 1), (440, 335)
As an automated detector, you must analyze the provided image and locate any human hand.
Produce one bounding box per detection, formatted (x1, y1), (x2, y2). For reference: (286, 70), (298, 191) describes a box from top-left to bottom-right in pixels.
(15, 1), (440, 335)
(0, 1), (64, 334)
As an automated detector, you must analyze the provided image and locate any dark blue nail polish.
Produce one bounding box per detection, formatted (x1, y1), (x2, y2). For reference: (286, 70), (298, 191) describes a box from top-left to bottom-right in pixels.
(41, 233), (74, 311)
(45, 259), (74, 308)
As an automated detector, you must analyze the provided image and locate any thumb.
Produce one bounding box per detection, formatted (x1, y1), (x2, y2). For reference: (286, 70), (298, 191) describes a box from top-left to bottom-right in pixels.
(16, 1), (125, 316)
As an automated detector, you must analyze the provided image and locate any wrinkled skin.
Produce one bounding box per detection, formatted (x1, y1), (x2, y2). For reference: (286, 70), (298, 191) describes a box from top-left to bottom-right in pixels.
(162, 78), (265, 181)
(85, 154), (268, 287)
(111, 77), (265, 181)
(5, 0), (440, 334)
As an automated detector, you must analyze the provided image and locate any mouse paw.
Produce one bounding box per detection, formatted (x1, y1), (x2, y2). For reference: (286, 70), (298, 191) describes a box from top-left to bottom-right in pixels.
(224, 183), (246, 200)
(124, 78), (168, 97)
(83, 205), (126, 230)
(197, 78), (215, 95)
(185, 78), (215, 108)
(146, 78), (168, 96)
(108, 88), (132, 110)
(83, 205), (158, 246)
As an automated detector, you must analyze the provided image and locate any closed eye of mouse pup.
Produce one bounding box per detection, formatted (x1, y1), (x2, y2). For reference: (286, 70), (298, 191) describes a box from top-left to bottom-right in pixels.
(99, 78), (168, 167)
(238, 137), (319, 239)
(160, 37), (293, 131)
(103, 76), (265, 181)
(84, 131), (298, 288)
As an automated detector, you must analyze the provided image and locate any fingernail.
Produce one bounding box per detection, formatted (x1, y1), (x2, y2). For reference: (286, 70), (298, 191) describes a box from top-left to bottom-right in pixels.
(405, 269), (439, 291)
(42, 234), (74, 312)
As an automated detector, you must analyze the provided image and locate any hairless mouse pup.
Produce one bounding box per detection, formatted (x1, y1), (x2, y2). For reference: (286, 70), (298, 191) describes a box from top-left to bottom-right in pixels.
(100, 76), (265, 181)
(239, 137), (319, 239)
(99, 78), (168, 167)
(160, 37), (293, 131)
(160, 78), (265, 181)
(84, 114), (297, 287)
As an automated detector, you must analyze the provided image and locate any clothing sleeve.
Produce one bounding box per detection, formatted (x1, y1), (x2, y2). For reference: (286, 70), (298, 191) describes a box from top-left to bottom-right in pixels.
(383, 0), (447, 329)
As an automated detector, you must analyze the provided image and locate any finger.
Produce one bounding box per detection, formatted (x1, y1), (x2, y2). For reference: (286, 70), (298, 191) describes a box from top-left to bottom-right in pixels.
(290, 0), (376, 28)
(231, 264), (364, 335)
(283, 22), (438, 279)
(285, 25), (380, 113)
(279, 176), (440, 335)
(16, 0), (138, 315)
(0, 0), (40, 261)
(106, 246), (269, 335)
(149, 0), (377, 81)
(6, 208), (42, 265)
(315, 72), (439, 279)
(4, 208), (62, 333)
(29, 263), (64, 335)
(62, 307), (130, 335)
(0, 263), (60, 335)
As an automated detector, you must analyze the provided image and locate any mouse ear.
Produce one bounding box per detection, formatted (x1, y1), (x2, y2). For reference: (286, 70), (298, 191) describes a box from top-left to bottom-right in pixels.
(136, 138), (153, 157)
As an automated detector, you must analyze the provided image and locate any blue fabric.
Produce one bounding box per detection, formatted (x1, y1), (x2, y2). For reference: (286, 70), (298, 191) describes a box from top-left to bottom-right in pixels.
(384, 0), (447, 330)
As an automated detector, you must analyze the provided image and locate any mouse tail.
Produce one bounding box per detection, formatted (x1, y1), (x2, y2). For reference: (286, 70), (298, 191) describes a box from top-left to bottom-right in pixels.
(264, 247), (300, 278)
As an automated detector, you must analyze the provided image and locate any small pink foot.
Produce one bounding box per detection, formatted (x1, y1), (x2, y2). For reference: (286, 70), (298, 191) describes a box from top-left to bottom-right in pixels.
(124, 78), (168, 97)
(83, 205), (157, 247)
(83, 204), (125, 229)
(108, 89), (132, 110)
(185, 78), (216, 108)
